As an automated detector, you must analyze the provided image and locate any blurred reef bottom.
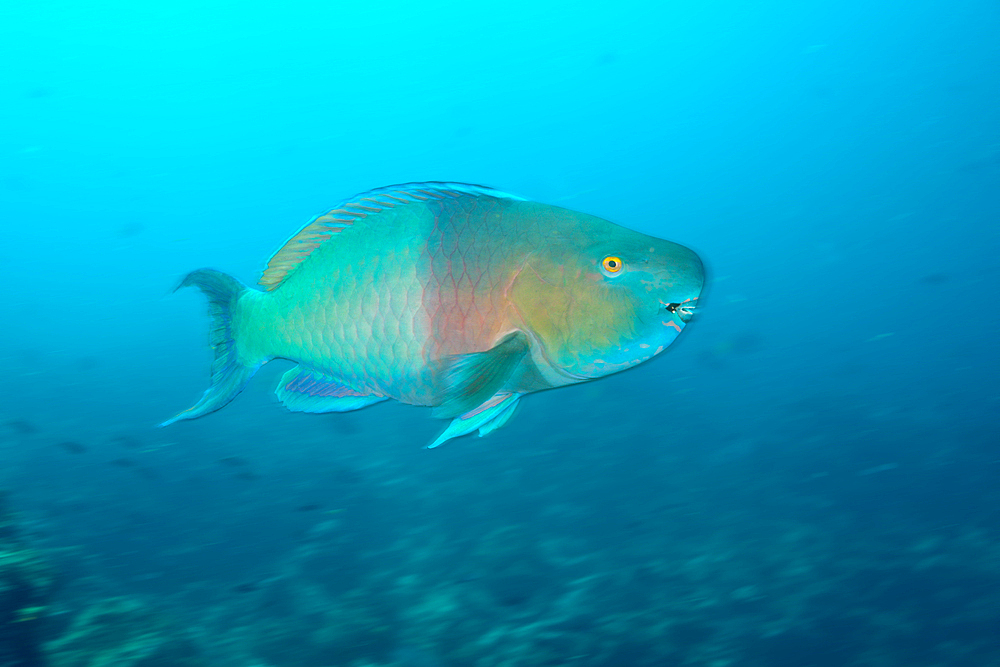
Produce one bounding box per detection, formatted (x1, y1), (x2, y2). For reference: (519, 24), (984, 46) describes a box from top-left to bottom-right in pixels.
(2, 453), (998, 667)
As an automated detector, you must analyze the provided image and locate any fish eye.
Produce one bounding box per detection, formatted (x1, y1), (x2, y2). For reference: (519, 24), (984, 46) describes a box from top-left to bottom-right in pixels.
(602, 256), (623, 273)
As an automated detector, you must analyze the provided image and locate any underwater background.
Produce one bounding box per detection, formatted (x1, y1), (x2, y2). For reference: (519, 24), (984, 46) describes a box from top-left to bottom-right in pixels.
(1, 0), (998, 665)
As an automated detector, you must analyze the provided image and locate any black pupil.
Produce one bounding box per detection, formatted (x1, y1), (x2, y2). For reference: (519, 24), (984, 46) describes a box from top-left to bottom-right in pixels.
(607, 259), (617, 268)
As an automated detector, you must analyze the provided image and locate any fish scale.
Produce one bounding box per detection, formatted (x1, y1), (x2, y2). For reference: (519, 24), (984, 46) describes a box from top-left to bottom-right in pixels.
(162, 182), (704, 447)
(423, 195), (520, 363)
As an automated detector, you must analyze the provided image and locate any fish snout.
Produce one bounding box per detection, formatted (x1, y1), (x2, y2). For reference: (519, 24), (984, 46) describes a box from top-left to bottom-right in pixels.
(661, 296), (699, 324)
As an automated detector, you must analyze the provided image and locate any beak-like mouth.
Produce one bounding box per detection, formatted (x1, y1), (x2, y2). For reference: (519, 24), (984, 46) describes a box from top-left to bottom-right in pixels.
(662, 297), (699, 324)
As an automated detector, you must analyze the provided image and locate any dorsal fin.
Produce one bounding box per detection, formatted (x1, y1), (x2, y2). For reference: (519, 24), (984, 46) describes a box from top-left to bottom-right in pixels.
(259, 182), (525, 291)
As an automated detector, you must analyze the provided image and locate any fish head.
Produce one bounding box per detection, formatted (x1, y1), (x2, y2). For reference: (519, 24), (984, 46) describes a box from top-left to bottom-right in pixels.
(511, 213), (704, 382)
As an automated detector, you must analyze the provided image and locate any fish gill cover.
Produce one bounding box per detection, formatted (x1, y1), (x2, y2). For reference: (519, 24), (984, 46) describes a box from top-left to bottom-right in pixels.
(0, 0), (998, 666)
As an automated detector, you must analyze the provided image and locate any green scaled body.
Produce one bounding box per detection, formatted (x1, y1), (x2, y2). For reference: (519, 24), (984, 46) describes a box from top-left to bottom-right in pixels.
(163, 183), (704, 447)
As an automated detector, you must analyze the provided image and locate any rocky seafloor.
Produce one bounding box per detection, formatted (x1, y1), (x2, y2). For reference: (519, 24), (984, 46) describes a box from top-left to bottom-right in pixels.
(3, 403), (998, 667)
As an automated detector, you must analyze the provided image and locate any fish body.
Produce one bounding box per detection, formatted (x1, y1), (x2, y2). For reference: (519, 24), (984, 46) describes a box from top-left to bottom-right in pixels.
(163, 183), (704, 447)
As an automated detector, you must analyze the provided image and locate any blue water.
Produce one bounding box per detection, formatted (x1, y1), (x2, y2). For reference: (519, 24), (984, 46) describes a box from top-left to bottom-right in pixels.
(1, 1), (998, 665)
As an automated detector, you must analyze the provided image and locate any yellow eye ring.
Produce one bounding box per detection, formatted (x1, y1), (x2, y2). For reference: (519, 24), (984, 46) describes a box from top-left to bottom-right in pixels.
(602, 256), (624, 273)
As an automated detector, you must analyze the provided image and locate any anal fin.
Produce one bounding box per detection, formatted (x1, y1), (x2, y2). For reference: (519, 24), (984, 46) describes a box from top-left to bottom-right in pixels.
(276, 367), (385, 413)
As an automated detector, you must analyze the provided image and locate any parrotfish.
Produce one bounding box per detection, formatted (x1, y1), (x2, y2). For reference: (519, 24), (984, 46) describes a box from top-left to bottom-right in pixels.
(162, 183), (704, 447)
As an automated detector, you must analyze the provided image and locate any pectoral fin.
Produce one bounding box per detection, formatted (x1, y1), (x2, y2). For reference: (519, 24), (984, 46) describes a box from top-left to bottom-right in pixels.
(428, 392), (521, 448)
(433, 331), (529, 419)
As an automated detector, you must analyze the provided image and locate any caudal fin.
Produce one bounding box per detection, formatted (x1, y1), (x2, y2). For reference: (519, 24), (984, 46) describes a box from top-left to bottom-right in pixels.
(160, 269), (259, 426)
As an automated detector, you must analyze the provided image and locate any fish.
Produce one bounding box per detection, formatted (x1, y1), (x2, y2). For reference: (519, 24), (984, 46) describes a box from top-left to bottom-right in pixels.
(232, 582), (260, 593)
(56, 440), (87, 454)
(4, 419), (37, 435)
(161, 182), (704, 447)
(295, 503), (322, 512)
(217, 455), (250, 467)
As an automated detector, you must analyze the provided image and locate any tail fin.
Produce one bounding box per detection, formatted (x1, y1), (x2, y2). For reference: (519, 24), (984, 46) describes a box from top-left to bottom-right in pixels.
(160, 269), (259, 426)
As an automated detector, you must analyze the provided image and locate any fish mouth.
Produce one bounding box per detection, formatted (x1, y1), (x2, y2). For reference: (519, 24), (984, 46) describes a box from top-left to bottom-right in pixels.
(661, 297), (699, 324)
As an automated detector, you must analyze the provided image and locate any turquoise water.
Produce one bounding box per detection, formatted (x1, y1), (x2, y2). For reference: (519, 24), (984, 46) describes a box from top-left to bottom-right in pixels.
(1, 1), (998, 665)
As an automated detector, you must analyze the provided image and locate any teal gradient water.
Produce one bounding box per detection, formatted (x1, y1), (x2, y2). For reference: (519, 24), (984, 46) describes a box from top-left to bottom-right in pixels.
(1, 1), (997, 665)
